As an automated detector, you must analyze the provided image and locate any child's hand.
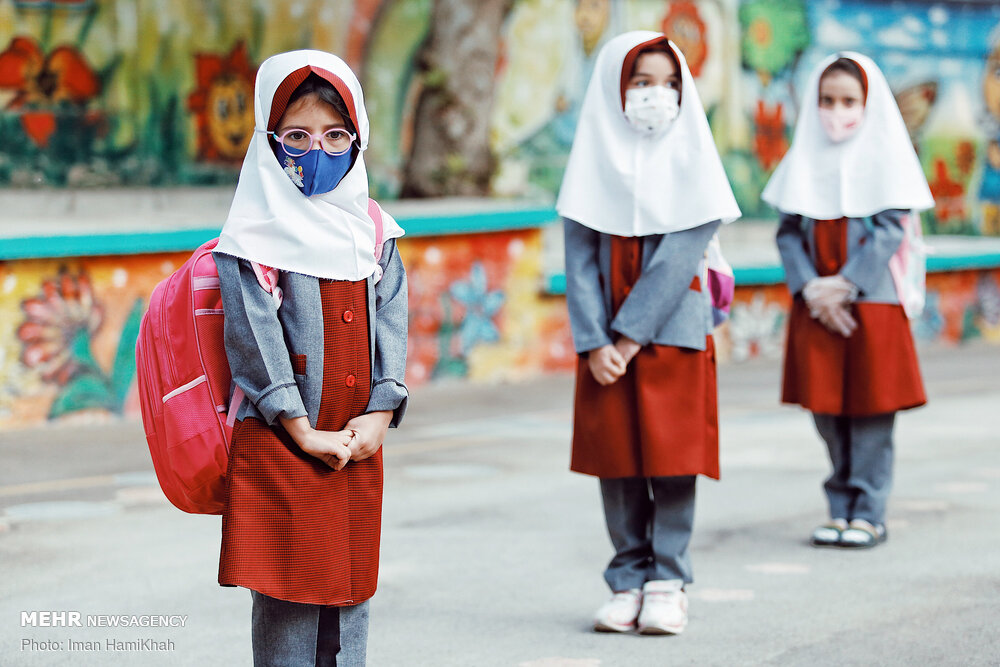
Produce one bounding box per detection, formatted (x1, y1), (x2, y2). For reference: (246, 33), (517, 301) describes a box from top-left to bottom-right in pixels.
(588, 344), (627, 386)
(344, 411), (393, 462)
(814, 302), (857, 337)
(281, 416), (353, 470)
(297, 429), (354, 470)
(614, 336), (642, 365)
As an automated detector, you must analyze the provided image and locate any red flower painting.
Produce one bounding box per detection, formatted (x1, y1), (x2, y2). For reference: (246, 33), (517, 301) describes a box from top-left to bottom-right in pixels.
(18, 270), (103, 386)
(187, 41), (258, 163)
(929, 158), (966, 223)
(753, 100), (788, 170)
(661, 1), (708, 78)
(0, 35), (100, 147)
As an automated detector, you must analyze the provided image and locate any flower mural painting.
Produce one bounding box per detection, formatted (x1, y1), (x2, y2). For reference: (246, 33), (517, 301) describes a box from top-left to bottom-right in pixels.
(739, 0), (809, 87)
(928, 158), (966, 226)
(727, 294), (786, 362)
(753, 100), (788, 170)
(187, 41), (258, 163)
(450, 262), (504, 356)
(661, 1), (708, 78)
(17, 270), (142, 418)
(0, 35), (100, 147)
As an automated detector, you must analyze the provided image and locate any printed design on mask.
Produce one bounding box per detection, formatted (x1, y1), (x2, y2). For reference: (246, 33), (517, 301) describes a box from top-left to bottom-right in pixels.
(817, 106), (864, 143)
(624, 87), (681, 134)
(283, 156), (304, 187)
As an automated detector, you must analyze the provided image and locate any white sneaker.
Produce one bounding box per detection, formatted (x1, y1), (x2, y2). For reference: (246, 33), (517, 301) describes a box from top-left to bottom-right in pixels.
(637, 580), (687, 635)
(593, 589), (642, 632)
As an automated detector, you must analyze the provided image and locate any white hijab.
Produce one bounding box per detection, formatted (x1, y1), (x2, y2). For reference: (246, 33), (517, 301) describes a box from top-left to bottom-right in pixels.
(216, 50), (403, 281)
(762, 51), (934, 220)
(556, 31), (740, 237)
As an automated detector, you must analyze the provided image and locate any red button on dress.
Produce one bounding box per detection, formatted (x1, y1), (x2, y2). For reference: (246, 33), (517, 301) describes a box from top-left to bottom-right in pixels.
(345, 374), (356, 388)
(343, 310), (354, 323)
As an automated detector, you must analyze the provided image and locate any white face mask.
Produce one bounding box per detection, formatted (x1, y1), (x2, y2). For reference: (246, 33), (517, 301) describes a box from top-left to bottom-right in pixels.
(624, 86), (680, 135)
(817, 106), (864, 143)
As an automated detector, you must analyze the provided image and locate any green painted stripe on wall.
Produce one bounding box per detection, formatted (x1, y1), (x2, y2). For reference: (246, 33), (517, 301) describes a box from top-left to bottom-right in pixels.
(1, 229), (222, 260)
(0, 207), (561, 260)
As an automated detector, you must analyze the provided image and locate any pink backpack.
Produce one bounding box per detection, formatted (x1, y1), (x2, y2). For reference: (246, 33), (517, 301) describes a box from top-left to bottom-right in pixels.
(136, 200), (385, 514)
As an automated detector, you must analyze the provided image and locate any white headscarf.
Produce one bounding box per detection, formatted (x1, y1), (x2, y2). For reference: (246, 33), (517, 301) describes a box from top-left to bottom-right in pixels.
(556, 31), (740, 237)
(215, 50), (403, 281)
(762, 51), (934, 220)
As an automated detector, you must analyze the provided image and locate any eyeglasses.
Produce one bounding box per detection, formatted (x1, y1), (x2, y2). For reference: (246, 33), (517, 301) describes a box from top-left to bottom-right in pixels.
(267, 128), (357, 157)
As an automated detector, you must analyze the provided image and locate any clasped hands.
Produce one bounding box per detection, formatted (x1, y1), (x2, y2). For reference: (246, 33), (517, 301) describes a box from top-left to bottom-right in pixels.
(280, 411), (393, 470)
(587, 336), (641, 386)
(802, 275), (859, 338)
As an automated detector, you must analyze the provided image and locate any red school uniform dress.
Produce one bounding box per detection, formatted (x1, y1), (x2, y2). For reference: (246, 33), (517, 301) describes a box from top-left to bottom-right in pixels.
(219, 278), (380, 606)
(781, 216), (926, 417)
(571, 234), (720, 480)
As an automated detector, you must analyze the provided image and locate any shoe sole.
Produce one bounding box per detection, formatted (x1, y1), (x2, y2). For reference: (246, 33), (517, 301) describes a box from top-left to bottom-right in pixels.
(838, 537), (886, 549)
(637, 622), (686, 636)
(593, 620), (635, 633)
(810, 538), (841, 548)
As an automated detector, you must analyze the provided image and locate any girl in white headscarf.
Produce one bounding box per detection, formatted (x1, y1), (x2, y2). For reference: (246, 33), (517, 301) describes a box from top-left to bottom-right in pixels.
(213, 50), (408, 665)
(763, 53), (932, 551)
(558, 30), (740, 636)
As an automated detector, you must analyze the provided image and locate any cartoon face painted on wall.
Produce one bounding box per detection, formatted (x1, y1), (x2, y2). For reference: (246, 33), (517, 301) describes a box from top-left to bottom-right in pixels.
(187, 42), (258, 164)
(206, 74), (255, 160)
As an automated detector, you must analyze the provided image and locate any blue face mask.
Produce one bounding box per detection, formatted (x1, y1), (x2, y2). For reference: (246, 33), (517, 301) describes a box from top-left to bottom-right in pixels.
(276, 146), (353, 197)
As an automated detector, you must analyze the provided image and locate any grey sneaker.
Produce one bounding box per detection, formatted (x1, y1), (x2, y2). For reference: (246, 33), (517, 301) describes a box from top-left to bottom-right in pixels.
(839, 519), (887, 548)
(810, 518), (849, 547)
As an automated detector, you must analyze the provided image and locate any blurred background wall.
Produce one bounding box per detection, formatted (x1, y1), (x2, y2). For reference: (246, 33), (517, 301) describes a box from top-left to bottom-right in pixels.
(2, 0), (1000, 233)
(2, 0), (999, 428)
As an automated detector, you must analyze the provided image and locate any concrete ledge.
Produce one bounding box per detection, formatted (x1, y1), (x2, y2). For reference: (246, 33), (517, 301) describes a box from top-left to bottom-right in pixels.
(0, 189), (558, 260)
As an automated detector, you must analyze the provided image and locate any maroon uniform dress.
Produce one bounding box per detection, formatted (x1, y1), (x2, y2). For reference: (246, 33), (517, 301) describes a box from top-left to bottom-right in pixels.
(219, 278), (381, 606)
(571, 235), (720, 480)
(782, 219), (926, 416)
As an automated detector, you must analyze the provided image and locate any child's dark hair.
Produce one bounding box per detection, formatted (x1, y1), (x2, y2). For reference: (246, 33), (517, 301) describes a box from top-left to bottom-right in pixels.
(631, 43), (680, 79)
(820, 57), (867, 99)
(287, 73), (357, 135)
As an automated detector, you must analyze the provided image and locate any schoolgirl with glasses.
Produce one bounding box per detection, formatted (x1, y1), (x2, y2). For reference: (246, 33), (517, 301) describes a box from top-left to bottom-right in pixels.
(213, 50), (408, 666)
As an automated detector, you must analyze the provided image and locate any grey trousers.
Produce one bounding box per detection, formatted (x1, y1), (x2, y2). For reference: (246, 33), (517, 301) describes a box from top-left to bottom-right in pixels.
(599, 476), (697, 592)
(812, 412), (896, 525)
(251, 591), (369, 667)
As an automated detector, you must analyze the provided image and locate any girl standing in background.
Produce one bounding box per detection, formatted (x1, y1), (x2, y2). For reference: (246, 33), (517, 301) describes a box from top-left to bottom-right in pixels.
(558, 31), (740, 635)
(763, 52), (933, 550)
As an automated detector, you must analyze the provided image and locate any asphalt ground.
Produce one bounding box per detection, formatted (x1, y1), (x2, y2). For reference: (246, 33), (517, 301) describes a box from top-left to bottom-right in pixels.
(1, 342), (999, 666)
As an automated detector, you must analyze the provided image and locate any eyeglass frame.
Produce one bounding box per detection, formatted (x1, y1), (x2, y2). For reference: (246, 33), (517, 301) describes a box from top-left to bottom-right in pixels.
(266, 127), (358, 157)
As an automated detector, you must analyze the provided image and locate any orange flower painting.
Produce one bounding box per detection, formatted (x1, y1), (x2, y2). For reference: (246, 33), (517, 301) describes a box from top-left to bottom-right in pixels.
(753, 100), (788, 171)
(187, 41), (258, 163)
(661, 1), (708, 78)
(0, 35), (100, 147)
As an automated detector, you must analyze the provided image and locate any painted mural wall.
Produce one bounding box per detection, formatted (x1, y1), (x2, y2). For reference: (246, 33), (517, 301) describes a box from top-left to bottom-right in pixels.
(2, 241), (998, 427)
(0, 230), (579, 428)
(3, 0), (1000, 235)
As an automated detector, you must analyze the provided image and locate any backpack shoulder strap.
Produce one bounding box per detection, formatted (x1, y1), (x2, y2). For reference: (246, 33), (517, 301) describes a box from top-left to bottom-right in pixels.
(368, 197), (385, 262)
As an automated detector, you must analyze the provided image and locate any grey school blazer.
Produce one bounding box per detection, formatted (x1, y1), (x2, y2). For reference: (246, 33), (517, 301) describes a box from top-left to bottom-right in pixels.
(563, 217), (720, 354)
(213, 238), (408, 429)
(775, 209), (905, 304)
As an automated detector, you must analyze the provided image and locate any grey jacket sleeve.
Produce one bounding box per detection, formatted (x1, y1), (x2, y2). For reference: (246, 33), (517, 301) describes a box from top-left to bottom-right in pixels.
(839, 209), (906, 296)
(367, 238), (409, 427)
(610, 220), (720, 346)
(564, 217), (614, 354)
(214, 253), (307, 425)
(775, 211), (817, 296)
